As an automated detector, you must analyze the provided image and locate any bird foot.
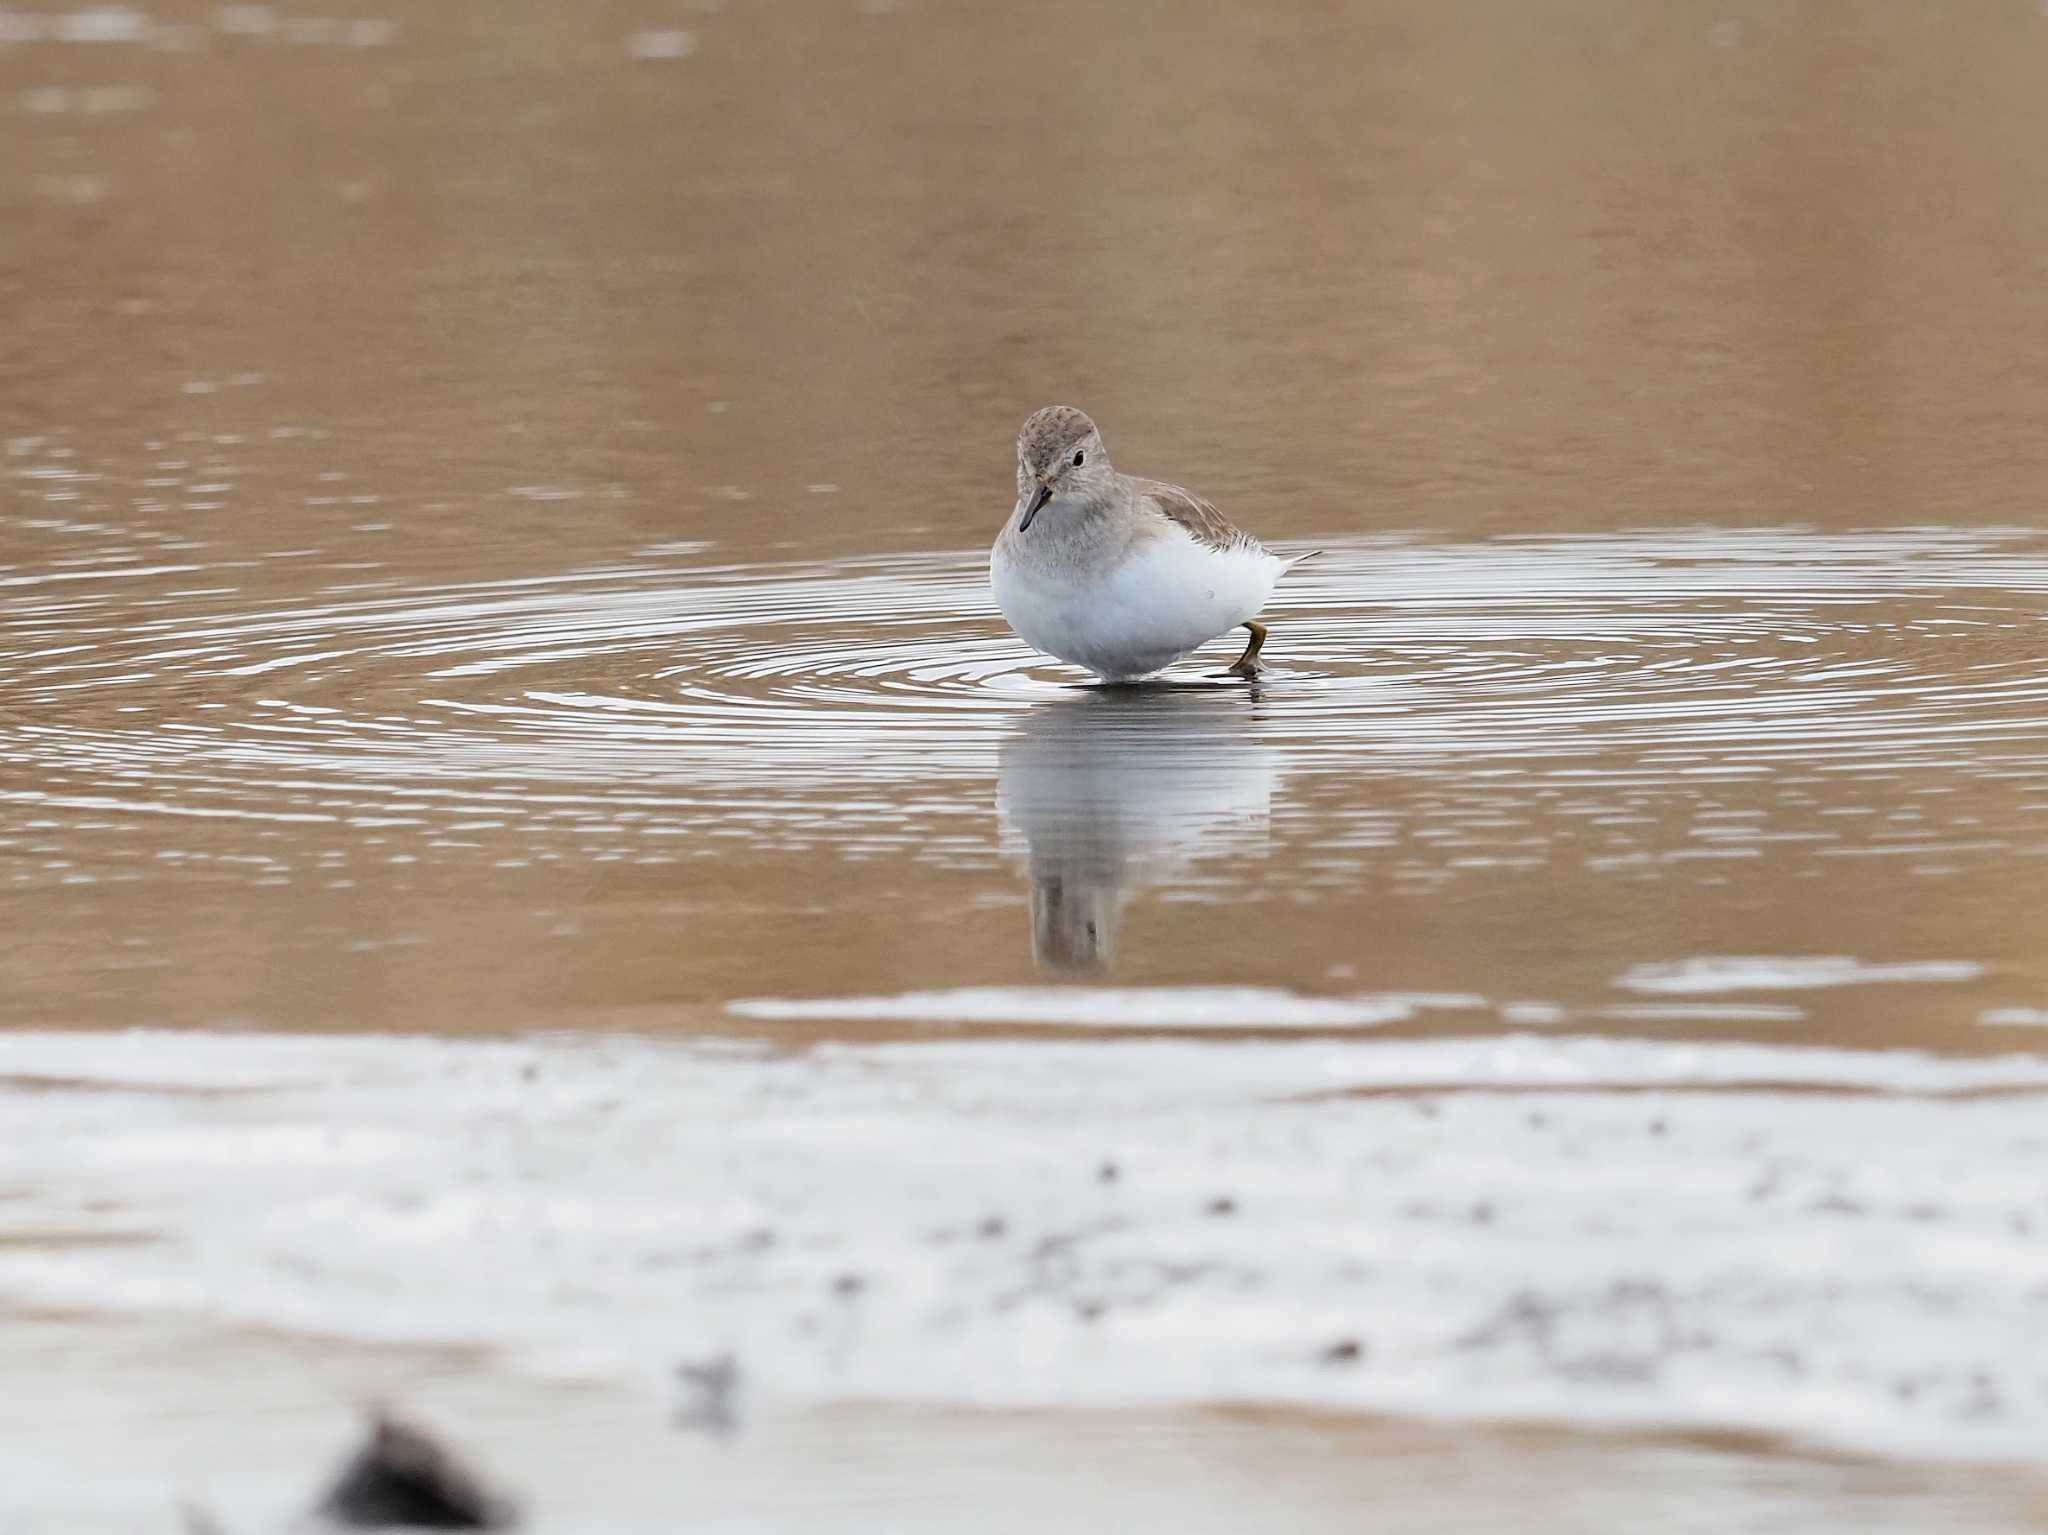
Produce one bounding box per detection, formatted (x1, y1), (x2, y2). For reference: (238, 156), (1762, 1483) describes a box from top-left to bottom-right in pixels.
(1217, 619), (1268, 679)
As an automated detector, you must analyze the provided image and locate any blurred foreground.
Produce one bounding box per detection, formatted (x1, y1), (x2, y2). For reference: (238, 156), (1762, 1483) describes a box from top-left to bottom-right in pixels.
(5, 2), (2048, 1529)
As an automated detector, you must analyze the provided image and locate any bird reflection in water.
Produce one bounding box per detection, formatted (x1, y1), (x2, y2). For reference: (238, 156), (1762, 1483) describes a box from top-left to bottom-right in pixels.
(996, 686), (1280, 974)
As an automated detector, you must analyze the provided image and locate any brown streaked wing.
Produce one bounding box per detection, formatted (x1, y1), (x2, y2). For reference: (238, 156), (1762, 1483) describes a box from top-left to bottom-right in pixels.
(1136, 478), (1257, 554)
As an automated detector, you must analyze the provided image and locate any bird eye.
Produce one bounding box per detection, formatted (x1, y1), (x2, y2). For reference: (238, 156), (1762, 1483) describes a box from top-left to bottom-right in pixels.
(1072, 451), (1085, 466)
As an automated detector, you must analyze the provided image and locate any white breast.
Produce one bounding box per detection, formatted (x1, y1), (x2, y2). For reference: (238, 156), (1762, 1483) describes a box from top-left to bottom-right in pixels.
(992, 527), (1284, 681)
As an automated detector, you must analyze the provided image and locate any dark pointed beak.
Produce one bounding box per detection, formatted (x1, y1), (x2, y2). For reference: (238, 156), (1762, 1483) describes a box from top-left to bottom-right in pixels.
(1019, 483), (1053, 532)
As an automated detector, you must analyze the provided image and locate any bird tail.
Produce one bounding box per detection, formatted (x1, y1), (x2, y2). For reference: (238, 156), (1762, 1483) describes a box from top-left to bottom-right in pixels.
(1284, 548), (1324, 569)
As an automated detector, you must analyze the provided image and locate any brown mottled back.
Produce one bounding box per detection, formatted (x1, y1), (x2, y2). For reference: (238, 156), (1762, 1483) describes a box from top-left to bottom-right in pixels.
(1130, 477), (1258, 555)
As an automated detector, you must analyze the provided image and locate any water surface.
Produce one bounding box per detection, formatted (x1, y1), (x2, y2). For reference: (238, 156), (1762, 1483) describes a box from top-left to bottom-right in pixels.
(5, 2), (2048, 1529)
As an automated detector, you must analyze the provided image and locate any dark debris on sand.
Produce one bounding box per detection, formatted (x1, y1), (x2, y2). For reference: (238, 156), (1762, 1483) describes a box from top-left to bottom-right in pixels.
(313, 1413), (518, 1529)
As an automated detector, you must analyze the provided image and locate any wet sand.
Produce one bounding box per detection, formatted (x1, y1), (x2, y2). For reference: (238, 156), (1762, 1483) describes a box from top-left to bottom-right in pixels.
(6, 1), (2048, 1528)
(10, 1318), (2048, 1534)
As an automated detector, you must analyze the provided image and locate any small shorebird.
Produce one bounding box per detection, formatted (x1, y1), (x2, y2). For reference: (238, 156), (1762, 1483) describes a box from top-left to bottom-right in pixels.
(990, 406), (1315, 681)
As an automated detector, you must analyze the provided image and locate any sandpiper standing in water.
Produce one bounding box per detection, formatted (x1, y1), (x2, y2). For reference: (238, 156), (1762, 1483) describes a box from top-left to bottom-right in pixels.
(990, 406), (1316, 681)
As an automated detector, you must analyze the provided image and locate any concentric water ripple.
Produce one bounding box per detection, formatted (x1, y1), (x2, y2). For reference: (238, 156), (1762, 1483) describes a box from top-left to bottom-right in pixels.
(6, 527), (2048, 866)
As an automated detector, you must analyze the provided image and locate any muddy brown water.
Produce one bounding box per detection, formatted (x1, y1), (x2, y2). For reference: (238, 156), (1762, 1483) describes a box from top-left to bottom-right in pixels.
(5, 2), (2048, 1529)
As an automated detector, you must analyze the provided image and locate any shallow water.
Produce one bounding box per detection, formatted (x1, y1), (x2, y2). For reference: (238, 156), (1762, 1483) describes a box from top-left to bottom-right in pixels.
(8, 521), (2048, 1040)
(5, 1), (2048, 1529)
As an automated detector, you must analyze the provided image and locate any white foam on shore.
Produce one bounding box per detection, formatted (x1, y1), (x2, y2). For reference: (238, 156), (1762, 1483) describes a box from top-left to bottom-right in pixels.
(2, 1029), (2046, 1467)
(1617, 957), (1985, 995)
(726, 987), (1486, 1028)
(1982, 1008), (2048, 1028)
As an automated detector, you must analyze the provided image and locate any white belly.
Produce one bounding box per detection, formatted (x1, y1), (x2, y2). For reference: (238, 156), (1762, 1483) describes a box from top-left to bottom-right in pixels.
(992, 530), (1283, 681)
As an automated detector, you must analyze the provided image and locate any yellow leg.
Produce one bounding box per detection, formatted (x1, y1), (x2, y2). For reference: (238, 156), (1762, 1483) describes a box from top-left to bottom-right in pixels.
(1224, 619), (1267, 678)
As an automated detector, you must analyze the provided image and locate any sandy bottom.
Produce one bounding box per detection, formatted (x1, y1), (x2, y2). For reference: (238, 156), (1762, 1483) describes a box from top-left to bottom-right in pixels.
(4, 1028), (2046, 1529)
(7, 1315), (2047, 1535)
